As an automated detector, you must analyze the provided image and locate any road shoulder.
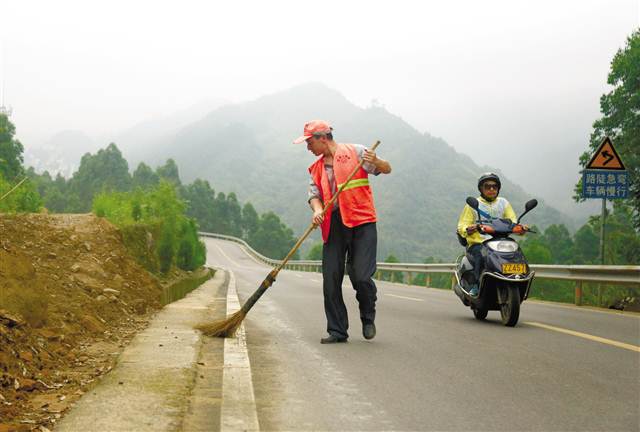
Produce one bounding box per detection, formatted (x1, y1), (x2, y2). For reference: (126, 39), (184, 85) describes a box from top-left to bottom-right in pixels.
(56, 269), (228, 432)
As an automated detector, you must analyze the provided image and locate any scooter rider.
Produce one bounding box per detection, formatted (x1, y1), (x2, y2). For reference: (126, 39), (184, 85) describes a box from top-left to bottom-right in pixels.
(456, 173), (524, 296)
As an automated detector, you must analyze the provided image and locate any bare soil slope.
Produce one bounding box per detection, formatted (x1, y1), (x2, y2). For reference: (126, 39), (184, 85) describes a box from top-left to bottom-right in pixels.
(0, 214), (168, 431)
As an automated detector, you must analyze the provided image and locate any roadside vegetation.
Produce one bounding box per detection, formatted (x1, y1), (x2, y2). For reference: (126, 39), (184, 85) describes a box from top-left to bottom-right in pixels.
(93, 181), (206, 274)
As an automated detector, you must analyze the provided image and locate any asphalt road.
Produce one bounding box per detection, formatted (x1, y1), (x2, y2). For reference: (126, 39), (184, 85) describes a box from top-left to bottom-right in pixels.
(204, 237), (640, 432)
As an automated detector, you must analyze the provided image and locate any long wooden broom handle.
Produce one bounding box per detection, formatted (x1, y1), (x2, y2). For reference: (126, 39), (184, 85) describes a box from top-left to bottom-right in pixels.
(272, 141), (381, 275)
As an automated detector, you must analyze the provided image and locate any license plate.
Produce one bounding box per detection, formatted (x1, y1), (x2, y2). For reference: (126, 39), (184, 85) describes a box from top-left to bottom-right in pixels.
(502, 263), (526, 274)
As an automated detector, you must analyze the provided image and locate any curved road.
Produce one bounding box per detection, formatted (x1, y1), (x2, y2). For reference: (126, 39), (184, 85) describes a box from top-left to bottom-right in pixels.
(204, 237), (640, 431)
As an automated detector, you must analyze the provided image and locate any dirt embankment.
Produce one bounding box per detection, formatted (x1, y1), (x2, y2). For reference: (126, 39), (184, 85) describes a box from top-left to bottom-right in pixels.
(0, 213), (185, 431)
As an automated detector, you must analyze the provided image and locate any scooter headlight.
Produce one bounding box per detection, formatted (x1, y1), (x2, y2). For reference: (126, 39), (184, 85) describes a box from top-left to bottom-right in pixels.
(487, 240), (519, 252)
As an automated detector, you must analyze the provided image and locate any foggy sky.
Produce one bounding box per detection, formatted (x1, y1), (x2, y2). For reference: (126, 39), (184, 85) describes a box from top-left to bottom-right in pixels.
(1, 0), (639, 217)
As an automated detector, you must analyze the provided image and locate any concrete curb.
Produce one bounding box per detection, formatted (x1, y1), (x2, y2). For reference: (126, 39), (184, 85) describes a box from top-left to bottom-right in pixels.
(56, 270), (227, 432)
(220, 268), (259, 432)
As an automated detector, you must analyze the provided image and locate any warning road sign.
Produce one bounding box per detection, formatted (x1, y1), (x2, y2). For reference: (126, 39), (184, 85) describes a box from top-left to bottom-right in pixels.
(586, 137), (626, 170)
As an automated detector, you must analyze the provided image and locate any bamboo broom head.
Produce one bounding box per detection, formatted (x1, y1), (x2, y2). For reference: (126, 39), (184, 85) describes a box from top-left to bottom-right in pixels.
(195, 309), (246, 338)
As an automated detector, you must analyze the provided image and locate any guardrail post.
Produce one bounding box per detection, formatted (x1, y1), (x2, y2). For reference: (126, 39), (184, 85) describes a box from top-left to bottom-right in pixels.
(407, 272), (413, 285)
(426, 274), (431, 288)
(450, 275), (455, 290)
(575, 281), (582, 306)
(376, 270), (381, 280)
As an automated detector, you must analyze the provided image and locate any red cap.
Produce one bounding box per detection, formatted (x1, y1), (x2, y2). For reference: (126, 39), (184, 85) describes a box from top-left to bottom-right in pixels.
(293, 120), (333, 144)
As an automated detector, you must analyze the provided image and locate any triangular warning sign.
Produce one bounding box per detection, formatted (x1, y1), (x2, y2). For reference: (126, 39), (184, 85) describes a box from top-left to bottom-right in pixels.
(586, 137), (626, 170)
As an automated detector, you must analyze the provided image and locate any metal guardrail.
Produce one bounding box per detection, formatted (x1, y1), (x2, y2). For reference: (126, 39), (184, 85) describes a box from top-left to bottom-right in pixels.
(199, 231), (640, 306)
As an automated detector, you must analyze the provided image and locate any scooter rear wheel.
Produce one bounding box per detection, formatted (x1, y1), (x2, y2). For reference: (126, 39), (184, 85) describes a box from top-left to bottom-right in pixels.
(473, 308), (488, 320)
(500, 285), (520, 327)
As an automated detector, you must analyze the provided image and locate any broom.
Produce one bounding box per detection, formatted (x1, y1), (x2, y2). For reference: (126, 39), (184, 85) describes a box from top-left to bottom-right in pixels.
(196, 140), (381, 337)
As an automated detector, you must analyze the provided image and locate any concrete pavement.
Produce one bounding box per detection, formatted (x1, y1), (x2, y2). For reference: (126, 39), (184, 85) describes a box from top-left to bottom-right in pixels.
(56, 270), (228, 432)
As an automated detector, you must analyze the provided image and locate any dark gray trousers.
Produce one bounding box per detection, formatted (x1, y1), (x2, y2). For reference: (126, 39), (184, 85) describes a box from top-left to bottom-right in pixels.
(322, 210), (378, 338)
(466, 243), (484, 284)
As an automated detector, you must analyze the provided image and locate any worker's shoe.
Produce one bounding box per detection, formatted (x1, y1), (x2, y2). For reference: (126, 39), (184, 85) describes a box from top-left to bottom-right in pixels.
(320, 335), (348, 344)
(363, 322), (376, 340)
(468, 284), (479, 297)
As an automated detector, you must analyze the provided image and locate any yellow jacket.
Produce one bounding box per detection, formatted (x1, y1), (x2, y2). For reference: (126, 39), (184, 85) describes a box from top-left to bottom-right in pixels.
(457, 196), (517, 246)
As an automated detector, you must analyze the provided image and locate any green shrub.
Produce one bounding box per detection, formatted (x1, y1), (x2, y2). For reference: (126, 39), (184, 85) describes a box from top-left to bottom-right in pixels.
(93, 181), (206, 275)
(132, 200), (142, 221)
(0, 175), (42, 213)
(176, 219), (207, 270)
(177, 237), (194, 270)
(158, 227), (174, 274)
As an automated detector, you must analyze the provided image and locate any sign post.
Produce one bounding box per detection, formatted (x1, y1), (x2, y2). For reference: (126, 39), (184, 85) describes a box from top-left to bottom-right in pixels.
(581, 137), (628, 265)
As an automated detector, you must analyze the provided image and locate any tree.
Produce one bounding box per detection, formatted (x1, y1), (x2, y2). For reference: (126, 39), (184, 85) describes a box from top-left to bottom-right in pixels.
(0, 114), (24, 181)
(599, 205), (640, 264)
(68, 143), (132, 211)
(182, 179), (216, 231)
(576, 29), (640, 228)
(306, 242), (323, 260)
(225, 192), (243, 237)
(521, 240), (552, 264)
(211, 192), (231, 234)
(572, 223), (600, 264)
(541, 224), (574, 264)
(156, 159), (181, 185)
(241, 202), (259, 239)
(249, 211), (298, 260)
(132, 162), (160, 189)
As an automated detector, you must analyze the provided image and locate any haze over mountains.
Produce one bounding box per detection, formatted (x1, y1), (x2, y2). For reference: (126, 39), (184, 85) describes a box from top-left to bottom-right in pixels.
(24, 98), (225, 178)
(25, 83), (573, 260)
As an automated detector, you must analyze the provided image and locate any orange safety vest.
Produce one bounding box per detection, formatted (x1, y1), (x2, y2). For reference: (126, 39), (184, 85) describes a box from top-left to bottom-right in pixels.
(308, 143), (377, 243)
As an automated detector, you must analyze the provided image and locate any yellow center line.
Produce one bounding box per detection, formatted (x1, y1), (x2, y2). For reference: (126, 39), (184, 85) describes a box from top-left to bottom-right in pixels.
(525, 321), (640, 353)
(385, 293), (424, 302)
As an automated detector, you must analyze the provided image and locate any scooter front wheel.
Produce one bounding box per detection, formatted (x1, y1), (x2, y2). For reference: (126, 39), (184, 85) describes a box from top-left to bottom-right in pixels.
(500, 285), (520, 327)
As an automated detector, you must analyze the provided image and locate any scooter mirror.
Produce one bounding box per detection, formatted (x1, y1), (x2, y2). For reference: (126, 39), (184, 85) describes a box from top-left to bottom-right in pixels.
(517, 198), (539, 223)
(466, 197), (479, 210)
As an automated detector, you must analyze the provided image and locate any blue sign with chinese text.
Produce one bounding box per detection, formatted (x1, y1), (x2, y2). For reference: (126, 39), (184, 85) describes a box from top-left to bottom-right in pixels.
(582, 169), (629, 199)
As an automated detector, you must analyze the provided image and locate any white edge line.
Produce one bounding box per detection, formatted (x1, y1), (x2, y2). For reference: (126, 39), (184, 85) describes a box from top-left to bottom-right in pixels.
(221, 269), (260, 431)
(385, 293), (424, 302)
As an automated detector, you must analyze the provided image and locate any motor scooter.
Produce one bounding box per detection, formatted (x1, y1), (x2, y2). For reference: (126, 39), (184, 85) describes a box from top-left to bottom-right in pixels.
(453, 197), (538, 326)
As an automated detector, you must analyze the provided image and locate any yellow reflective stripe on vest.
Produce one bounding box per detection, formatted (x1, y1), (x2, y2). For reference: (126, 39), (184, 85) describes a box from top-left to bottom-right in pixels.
(338, 178), (370, 191)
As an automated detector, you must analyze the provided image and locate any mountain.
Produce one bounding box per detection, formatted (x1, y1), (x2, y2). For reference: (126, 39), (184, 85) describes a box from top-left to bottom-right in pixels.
(111, 98), (227, 167)
(130, 83), (573, 261)
(25, 99), (226, 178)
